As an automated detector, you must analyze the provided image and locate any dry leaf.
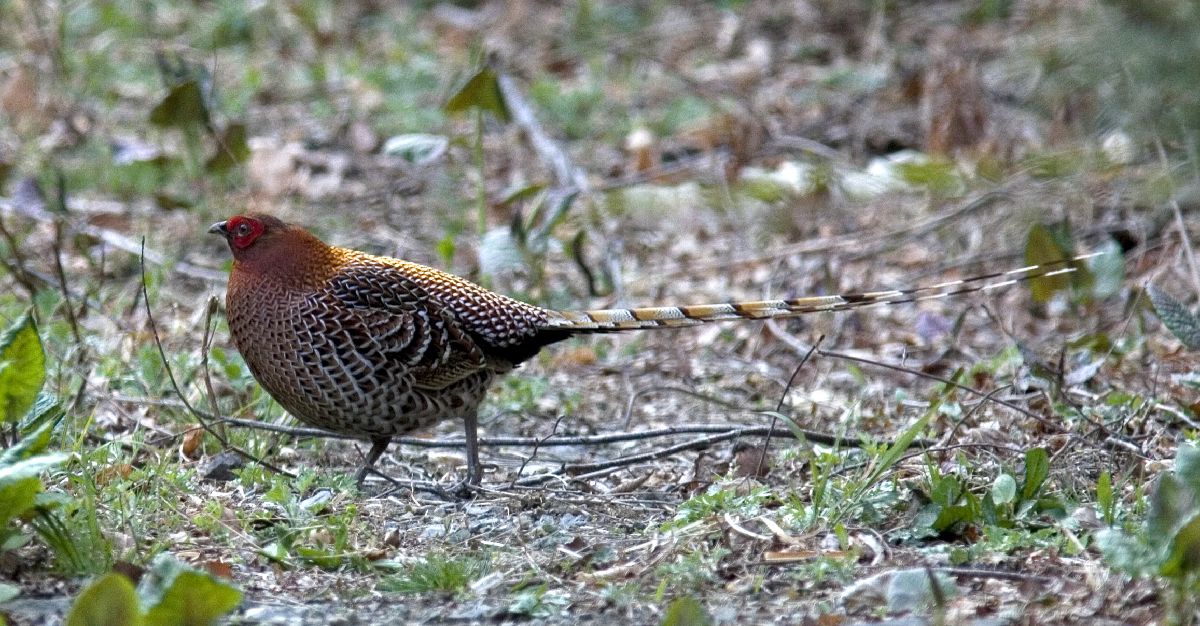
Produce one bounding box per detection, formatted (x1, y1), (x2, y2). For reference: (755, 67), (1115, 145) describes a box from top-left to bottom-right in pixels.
(181, 427), (206, 459)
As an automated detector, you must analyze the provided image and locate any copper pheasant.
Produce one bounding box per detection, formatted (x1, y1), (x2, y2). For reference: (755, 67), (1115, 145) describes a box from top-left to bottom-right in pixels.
(210, 213), (1092, 489)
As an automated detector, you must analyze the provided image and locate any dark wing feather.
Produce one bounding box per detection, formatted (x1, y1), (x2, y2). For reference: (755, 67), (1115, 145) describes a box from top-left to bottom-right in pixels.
(335, 255), (566, 365)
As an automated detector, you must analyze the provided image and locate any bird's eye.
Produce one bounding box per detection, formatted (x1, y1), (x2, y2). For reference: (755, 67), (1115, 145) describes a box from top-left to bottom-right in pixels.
(236, 222), (251, 236)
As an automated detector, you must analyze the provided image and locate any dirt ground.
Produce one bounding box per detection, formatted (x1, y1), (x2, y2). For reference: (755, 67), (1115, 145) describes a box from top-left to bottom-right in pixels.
(1, 1), (1197, 624)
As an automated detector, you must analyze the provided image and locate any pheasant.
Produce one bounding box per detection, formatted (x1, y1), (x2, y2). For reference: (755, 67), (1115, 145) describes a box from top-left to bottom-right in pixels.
(210, 213), (1093, 490)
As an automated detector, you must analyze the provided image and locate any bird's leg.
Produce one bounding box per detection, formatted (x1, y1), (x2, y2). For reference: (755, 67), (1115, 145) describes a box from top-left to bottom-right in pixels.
(354, 437), (391, 488)
(450, 410), (482, 498)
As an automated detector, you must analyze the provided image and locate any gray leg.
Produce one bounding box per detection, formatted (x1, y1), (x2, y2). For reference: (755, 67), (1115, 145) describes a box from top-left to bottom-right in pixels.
(463, 410), (482, 487)
(355, 437), (391, 488)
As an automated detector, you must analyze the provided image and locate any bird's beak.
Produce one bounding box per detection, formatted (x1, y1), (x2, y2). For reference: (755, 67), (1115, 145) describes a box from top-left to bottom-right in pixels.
(208, 221), (229, 236)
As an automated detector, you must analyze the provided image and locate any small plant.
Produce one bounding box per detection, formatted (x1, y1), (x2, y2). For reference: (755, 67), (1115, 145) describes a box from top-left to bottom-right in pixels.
(654, 547), (730, 594)
(380, 554), (490, 595)
(506, 584), (570, 618)
(664, 482), (770, 530)
(660, 595), (712, 626)
(0, 312), (80, 603)
(1099, 444), (1200, 622)
(65, 554), (241, 626)
(906, 448), (1063, 542)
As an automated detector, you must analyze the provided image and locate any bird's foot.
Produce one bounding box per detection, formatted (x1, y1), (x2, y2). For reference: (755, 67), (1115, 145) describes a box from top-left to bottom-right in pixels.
(354, 465), (479, 500)
(447, 478), (478, 500)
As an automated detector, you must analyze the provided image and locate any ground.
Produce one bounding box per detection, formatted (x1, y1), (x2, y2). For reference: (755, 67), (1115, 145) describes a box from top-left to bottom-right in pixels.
(0, 1), (1197, 625)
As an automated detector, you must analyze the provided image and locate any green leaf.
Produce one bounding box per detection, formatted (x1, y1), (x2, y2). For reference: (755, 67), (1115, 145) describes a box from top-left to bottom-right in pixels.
(886, 568), (957, 613)
(1161, 513), (1200, 578)
(930, 475), (962, 507)
(1088, 239), (1125, 298)
(66, 573), (141, 626)
(205, 123), (250, 172)
(1148, 474), (1196, 548)
(0, 312), (45, 425)
(0, 453), (68, 485)
(1097, 470), (1114, 525)
(149, 81), (209, 129)
(660, 596), (711, 626)
(444, 68), (510, 122)
(1176, 445), (1200, 494)
(0, 476), (40, 529)
(0, 580), (19, 603)
(932, 504), (976, 532)
(873, 404), (934, 480)
(1, 410), (65, 466)
(1024, 224), (1072, 303)
(140, 555), (241, 626)
(991, 473), (1017, 505)
(381, 134), (449, 165)
(435, 235), (456, 268)
(1147, 285), (1200, 349)
(1021, 448), (1050, 501)
(895, 158), (964, 197)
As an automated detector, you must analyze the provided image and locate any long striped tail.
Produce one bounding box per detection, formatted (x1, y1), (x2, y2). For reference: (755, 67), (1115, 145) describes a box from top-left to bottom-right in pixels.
(540, 252), (1104, 332)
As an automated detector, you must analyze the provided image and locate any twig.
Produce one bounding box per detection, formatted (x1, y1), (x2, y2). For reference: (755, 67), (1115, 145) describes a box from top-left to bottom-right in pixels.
(757, 335), (822, 477)
(622, 384), (746, 428)
(208, 417), (895, 450)
(0, 197), (226, 282)
(50, 214), (82, 345)
(632, 189), (1013, 286)
(1170, 198), (1200, 297)
(139, 238), (293, 478)
(813, 347), (1059, 429)
(934, 566), (1055, 584)
(511, 412), (567, 488)
(0, 211), (39, 297)
(497, 71), (589, 195)
(199, 296), (229, 442)
(513, 430), (747, 486)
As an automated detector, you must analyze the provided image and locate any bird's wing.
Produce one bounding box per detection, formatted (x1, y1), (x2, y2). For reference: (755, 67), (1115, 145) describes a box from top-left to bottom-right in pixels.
(380, 259), (552, 351)
(315, 265), (490, 391)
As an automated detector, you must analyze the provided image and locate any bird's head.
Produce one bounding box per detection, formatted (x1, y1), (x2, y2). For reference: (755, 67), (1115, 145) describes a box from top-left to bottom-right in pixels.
(209, 214), (331, 275)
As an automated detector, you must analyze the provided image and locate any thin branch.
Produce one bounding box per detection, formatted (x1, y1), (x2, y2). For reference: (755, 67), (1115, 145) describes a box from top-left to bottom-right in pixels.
(208, 417), (894, 450)
(497, 71), (589, 195)
(0, 211), (39, 297)
(0, 197), (226, 282)
(814, 347), (1058, 429)
(513, 430), (748, 486)
(757, 335), (822, 477)
(511, 412), (567, 487)
(50, 215), (82, 345)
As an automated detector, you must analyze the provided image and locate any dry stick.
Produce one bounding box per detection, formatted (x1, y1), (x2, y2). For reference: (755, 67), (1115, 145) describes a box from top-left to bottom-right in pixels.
(1154, 133), (1200, 296)
(639, 189), (1012, 285)
(0, 197), (225, 282)
(512, 430), (754, 486)
(138, 239), (293, 478)
(815, 347), (1143, 463)
(210, 417), (872, 450)
(934, 566), (1056, 584)
(815, 347), (1056, 429)
(199, 296), (230, 443)
(755, 335), (823, 478)
(0, 211), (39, 297)
(50, 216), (82, 345)
(511, 412), (568, 488)
(1170, 197), (1200, 297)
(622, 384), (745, 428)
(497, 71), (589, 195)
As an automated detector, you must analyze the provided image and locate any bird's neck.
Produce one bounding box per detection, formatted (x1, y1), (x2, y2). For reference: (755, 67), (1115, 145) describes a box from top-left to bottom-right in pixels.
(230, 239), (343, 294)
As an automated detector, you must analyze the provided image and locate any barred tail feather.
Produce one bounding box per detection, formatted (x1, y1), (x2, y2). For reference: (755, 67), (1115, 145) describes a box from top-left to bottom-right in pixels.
(541, 252), (1103, 332)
